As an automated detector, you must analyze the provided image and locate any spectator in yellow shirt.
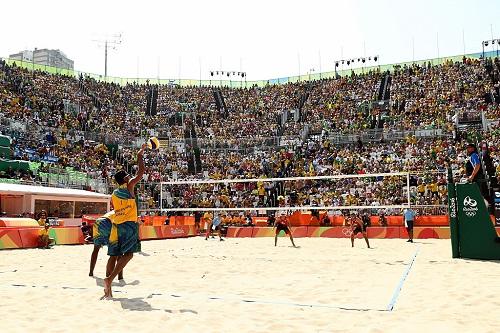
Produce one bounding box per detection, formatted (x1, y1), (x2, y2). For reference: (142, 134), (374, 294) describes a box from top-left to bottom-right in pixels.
(37, 210), (48, 227)
(416, 181), (426, 197)
(429, 182), (439, 196)
(38, 223), (55, 249)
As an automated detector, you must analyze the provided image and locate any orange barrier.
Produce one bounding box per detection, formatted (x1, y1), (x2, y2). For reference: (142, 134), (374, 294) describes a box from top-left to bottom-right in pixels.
(252, 216), (269, 226)
(163, 214), (451, 227)
(410, 227), (451, 239)
(330, 216), (346, 226)
(415, 215), (449, 226)
(50, 227), (84, 245)
(139, 225), (196, 240)
(226, 227), (253, 238)
(170, 216), (195, 226)
(226, 226), (459, 239)
(0, 218), (39, 227)
(251, 226), (309, 237)
(140, 216), (195, 226)
(18, 228), (42, 248)
(366, 227), (401, 238)
(2, 225), (499, 249)
(153, 216), (167, 226)
(0, 227), (78, 249)
(1, 224), (197, 250)
(0, 229), (24, 249)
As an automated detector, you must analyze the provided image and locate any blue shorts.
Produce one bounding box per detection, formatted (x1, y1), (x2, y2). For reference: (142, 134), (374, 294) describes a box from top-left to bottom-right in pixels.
(107, 222), (141, 256)
(93, 217), (112, 246)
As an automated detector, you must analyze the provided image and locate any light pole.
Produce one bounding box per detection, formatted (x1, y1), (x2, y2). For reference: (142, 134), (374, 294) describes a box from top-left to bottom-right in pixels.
(308, 68), (315, 81)
(92, 33), (122, 79)
(482, 39), (499, 58)
(32, 48), (36, 78)
(334, 55), (378, 78)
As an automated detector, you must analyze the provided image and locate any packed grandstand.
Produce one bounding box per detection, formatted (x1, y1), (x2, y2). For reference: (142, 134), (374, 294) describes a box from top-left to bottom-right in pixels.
(0, 55), (499, 219)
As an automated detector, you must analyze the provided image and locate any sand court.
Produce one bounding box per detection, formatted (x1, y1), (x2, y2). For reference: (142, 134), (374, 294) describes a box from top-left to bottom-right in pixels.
(1, 238), (499, 332)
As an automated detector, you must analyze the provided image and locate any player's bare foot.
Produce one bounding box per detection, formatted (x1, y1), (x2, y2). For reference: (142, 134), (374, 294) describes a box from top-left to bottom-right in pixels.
(103, 277), (113, 298)
(89, 272), (93, 277)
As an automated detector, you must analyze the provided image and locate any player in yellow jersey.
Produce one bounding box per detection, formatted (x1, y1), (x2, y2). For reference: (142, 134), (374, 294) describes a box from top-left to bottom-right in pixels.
(103, 144), (146, 298)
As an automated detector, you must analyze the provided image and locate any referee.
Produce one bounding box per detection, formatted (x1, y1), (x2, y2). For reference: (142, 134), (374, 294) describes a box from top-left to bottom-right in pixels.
(403, 207), (416, 243)
(465, 143), (489, 202)
(465, 143), (483, 183)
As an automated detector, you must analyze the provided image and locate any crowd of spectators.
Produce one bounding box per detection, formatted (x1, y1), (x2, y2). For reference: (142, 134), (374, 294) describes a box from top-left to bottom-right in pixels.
(1, 56), (500, 216)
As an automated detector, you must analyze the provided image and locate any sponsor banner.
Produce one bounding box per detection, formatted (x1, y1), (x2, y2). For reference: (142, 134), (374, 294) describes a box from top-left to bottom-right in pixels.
(228, 226), (452, 239)
(139, 225), (195, 240)
(449, 197), (457, 219)
(495, 191), (500, 226)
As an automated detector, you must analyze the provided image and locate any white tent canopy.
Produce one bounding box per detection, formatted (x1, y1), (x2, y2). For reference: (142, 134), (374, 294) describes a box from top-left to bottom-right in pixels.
(0, 183), (110, 199)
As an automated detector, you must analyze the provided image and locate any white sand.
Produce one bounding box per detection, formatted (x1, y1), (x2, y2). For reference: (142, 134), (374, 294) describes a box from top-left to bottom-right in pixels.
(1, 237), (500, 333)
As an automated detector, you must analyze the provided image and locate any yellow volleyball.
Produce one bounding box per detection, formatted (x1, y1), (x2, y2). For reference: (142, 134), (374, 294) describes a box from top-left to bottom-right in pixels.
(147, 137), (160, 150)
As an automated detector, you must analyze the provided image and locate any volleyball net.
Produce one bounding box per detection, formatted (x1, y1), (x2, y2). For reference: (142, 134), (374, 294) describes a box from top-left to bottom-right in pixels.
(158, 172), (412, 216)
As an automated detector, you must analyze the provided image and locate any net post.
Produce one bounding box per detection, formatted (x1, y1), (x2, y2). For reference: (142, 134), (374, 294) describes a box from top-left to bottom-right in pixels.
(447, 167), (460, 258)
(406, 172), (411, 207)
(160, 181), (163, 215)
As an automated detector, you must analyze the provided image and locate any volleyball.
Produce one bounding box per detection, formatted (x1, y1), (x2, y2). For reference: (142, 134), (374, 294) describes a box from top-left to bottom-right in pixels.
(147, 137), (160, 150)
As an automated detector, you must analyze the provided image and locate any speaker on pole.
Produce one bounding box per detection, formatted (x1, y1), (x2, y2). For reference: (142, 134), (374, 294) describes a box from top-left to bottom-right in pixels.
(145, 89), (152, 116)
(145, 86), (158, 116)
(151, 86), (158, 116)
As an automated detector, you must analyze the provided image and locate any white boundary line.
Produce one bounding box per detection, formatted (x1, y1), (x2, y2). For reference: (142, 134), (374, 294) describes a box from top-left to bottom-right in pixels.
(386, 246), (420, 311)
(0, 283), (383, 312)
(0, 249), (419, 312)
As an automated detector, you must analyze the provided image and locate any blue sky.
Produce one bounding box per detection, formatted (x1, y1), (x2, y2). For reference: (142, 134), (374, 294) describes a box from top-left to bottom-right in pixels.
(0, 0), (499, 80)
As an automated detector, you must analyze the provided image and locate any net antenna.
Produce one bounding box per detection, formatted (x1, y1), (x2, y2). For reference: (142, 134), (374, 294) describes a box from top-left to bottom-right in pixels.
(159, 172), (411, 213)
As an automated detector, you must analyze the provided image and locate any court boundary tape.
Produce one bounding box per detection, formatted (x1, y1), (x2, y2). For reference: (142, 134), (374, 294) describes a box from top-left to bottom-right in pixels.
(386, 246), (420, 311)
(0, 283), (380, 311)
(0, 248), (420, 312)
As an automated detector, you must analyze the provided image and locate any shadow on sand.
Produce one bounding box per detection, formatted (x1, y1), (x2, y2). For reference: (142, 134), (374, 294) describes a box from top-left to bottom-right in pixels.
(109, 296), (198, 314)
(93, 276), (141, 288)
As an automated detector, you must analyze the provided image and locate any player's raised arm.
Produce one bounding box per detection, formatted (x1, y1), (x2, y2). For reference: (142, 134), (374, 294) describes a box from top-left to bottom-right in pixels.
(128, 143), (147, 190)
